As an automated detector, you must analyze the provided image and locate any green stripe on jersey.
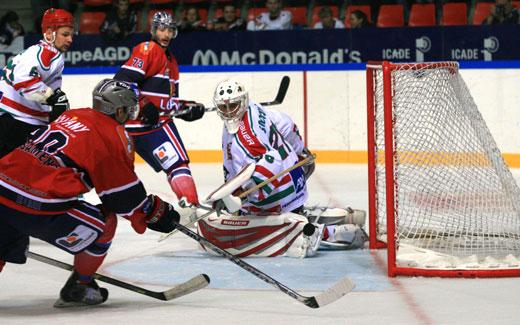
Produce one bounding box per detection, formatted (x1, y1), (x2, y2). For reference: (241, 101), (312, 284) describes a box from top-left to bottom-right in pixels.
(253, 186), (295, 206)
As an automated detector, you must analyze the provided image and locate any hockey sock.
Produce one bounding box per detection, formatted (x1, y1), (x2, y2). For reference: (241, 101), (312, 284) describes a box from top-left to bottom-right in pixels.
(0, 260), (5, 272)
(168, 164), (199, 204)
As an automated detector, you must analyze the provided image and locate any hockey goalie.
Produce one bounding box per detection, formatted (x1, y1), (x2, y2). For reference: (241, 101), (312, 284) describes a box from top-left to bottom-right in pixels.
(192, 79), (368, 258)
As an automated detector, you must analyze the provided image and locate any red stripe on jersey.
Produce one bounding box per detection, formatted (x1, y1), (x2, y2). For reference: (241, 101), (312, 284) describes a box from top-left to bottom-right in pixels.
(13, 77), (42, 91)
(0, 96), (49, 117)
(237, 113), (266, 157)
(254, 165), (291, 188)
(0, 195), (69, 215)
(68, 209), (105, 232)
(164, 123), (188, 161)
(248, 205), (281, 214)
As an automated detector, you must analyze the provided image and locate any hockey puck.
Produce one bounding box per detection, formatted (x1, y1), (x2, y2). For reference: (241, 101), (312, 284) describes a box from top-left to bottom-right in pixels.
(303, 223), (316, 236)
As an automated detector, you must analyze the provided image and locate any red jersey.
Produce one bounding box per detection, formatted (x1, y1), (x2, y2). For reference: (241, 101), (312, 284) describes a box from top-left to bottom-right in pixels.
(0, 109), (148, 216)
(115, 40), (179, 114)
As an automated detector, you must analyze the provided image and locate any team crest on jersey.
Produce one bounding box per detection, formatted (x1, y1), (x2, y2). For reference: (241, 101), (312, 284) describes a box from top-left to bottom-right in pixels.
(55, 225), (97, 253)
(153, 142), (179, 169)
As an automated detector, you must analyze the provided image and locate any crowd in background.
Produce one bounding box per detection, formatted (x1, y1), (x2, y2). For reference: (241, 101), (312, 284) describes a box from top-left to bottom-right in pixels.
(1, 0), (519, 47)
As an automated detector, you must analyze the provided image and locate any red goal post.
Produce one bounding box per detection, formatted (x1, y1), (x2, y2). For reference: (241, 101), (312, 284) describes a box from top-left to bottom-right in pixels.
(366, 61), (520, 278)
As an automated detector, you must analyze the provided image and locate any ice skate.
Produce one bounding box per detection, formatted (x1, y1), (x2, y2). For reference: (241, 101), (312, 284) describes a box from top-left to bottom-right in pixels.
(54, 271), (108, 308)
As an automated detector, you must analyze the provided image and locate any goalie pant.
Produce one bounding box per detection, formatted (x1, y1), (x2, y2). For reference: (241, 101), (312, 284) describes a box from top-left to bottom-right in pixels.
(114, 40), (198, 204)
(0, 41), (65, 156)
(197, 211), (320, 258)
(222, 102), (307, 213)
(0, 109), (162, 276)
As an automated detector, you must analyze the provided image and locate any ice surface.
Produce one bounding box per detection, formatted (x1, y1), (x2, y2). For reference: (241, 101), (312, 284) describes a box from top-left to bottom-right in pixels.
(2, 164), (520, 324)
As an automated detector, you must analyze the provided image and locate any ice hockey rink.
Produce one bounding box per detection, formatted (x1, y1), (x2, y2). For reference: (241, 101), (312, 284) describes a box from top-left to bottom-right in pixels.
(2, 163), (520, 325)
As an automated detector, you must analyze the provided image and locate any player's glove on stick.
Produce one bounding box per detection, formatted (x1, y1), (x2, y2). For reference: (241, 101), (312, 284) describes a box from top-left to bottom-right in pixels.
(141, 102), (160, 125)
(131, 195), (180, 234)
(299, 147), (315, 180)
(46, 88), (69, 122)
(177, 101), (205, 122)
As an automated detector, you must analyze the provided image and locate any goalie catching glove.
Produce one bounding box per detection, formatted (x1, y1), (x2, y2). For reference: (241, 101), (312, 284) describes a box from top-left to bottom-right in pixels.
(129, 195), (180, 234)
(46, 88), (70, 122)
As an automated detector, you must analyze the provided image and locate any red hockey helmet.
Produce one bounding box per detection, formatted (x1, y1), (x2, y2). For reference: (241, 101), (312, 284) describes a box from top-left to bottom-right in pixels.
(41, 8), (74, 32)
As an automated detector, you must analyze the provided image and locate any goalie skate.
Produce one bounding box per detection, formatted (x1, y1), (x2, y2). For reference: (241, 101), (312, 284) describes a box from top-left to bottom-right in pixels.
(54, 271), (109, 308)
(320, 224), (368, 250)
(303, 206), (366, 227)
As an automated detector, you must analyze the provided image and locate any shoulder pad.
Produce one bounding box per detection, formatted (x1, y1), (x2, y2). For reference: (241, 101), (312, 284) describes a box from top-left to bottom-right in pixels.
(37, 42), (60, 70)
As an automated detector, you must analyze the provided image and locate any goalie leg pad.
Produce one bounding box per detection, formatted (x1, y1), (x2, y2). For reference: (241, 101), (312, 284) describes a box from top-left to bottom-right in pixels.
(196, 212), (311, 257)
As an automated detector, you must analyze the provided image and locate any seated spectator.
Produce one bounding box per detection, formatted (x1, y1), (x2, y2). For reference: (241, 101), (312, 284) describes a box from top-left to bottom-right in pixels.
(313, 6), (345, 29)
(211, 4), (246, 31)
(349, 10), (372, 28)
(0, 11), (25, 46)
(247, 0), (292, 31)
(482, 0), (519, 25)
(100, 0), (137, 44)
(179, 6), (206, 32)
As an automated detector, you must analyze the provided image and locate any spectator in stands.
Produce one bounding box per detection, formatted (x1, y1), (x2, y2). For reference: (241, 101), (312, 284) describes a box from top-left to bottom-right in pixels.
(247, 0), (292, 31)
(483, 0), (519, 25)
(349, 10), (372, 28)
(179, 6), (206, 32)
(100, 0), (137, 44)
(211, 4), (246, 31)
(313, 6), (345, 29)
(0, 11), (25, 46)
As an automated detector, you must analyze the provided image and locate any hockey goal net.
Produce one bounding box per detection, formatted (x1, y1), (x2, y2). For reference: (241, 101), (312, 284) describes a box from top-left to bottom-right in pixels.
(366, 61), (520, 277)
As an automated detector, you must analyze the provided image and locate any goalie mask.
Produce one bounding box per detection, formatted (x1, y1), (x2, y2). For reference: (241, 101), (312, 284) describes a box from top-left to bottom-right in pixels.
(92, 79), (139, 124)
(151, 11), (178, 39)
(213, 79), (249, 134)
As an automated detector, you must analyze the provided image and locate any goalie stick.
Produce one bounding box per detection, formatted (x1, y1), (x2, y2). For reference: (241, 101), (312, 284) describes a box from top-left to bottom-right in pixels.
(27, 251), (210, 301)
(158, 154), (316, 242)
(171, 75), (290, 117)
(173, 222), (354, 308)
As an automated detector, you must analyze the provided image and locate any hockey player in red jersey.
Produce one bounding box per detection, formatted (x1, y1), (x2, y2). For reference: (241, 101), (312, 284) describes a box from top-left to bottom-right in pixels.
(114, 11), (204, 205)
(0, 8), (73, 157)
(0, 79), (180, 307)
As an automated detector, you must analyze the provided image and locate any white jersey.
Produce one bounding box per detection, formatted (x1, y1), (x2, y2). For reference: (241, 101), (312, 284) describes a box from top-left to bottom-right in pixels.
(222, 102), (307, 213)
(0, 40), (64, 125)
(247, 11), (292, 31)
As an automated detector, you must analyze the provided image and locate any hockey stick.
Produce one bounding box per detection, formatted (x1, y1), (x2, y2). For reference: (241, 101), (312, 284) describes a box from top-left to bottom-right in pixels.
(171, 75), (290, 117)
(158, 154), (316, 242)
(27, 251), (210, 301)
(173, 222), (354, 308)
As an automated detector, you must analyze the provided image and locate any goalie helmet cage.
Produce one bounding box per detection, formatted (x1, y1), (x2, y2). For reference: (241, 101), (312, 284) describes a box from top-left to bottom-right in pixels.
(366, 61), (520, 278)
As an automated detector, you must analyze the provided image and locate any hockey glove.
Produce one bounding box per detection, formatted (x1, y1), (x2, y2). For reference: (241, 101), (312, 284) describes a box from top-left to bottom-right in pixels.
(130, 195), (180, 234)
(177, 101), (205, 122)
(141, 102), (160, 126)
(46, 88), (69, 122)
(299, 147), (315, 180)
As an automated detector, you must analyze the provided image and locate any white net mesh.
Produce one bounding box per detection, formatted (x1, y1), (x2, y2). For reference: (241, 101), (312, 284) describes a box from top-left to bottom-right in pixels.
(371, 62), (520, 270)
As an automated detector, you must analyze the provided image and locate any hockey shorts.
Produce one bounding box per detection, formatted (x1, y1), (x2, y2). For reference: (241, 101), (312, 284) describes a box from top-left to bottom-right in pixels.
(130, 120), (190, 173)
(0, 201), (106, 264)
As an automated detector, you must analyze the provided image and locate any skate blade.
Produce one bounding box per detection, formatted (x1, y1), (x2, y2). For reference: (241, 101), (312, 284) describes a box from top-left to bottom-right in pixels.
(53, 295), (107, 308)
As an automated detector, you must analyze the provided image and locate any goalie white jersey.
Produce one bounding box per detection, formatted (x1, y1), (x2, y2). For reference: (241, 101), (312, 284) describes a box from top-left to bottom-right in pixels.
(222, 102), (307, 213)
(0, 41), (64, 125)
